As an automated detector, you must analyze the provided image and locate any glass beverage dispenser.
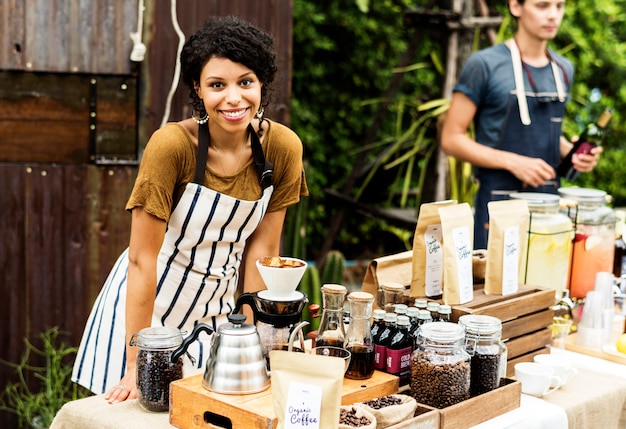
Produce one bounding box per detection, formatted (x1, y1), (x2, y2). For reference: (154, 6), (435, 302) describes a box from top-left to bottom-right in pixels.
(509, 192), (574, 300)
(559, 187), (615, 299)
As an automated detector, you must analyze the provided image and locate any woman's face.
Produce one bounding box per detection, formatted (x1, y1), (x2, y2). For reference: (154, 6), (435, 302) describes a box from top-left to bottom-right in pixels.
(195, 57), (262, 132)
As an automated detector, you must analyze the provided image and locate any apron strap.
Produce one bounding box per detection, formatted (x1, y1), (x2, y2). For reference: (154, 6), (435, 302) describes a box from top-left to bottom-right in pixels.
(194, 123), (210, 184)
(249, 123), (274, 190)
(509, 39), (567, 125)
(195, 122), (274, 190)
(510, 39), (532, 126)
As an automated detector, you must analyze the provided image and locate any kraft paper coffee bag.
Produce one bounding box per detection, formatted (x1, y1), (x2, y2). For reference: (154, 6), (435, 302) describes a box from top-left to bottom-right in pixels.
(485, 199), (529, 295)
(438, 202), (474, 305)
(411, 200), (457, 299)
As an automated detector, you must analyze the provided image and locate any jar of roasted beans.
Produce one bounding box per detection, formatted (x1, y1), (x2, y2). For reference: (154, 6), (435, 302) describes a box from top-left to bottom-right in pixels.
(410, 322), (470, 408)
(129, 326), (184, 412)
(458, 314), (507, 396)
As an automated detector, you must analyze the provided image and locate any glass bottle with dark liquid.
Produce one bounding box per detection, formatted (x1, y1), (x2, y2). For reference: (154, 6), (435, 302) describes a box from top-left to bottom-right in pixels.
(315, 284), (347, 347)
(345, 291), (375, 379)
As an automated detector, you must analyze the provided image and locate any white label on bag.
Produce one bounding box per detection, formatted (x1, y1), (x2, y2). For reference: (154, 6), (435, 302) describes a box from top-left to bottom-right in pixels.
(502, 225), (519, 295)
(424, 224), (444, 297)
(452, 226), (473, 304)
(284, 382), (322, 429)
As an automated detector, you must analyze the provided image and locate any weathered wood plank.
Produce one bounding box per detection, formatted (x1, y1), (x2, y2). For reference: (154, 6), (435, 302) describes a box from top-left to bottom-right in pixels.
(0, 72), (137, 163)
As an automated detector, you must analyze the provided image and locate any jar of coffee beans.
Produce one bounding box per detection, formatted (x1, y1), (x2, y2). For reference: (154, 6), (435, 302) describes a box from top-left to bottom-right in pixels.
(458, 314), (507, 396)
(129, 326), (184, 412)
(410, 322), (470, 408)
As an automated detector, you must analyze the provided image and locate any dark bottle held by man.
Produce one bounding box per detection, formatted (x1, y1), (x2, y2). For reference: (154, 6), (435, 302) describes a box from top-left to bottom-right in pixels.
(557, 108), (612, 181)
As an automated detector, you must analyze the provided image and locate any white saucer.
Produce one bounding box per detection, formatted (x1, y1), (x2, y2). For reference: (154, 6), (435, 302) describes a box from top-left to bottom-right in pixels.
(257, 290), (304, 301)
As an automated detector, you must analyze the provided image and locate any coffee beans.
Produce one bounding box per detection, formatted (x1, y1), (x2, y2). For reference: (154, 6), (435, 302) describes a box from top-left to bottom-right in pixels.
(470, 353), (501, 396)
(339, 406), (372, 427)
(410, 350), (470, 408)
(362, 395), (402, 409)
(136, 349), (183, 412)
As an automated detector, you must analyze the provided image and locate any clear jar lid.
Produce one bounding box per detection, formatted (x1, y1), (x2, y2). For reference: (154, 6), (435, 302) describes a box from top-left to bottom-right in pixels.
(131, 326), (183, 349)
(458, 314), (502, 338)
(558, 187), (607, 204)
(418, 321), (465, 343)
(509, 192), (559, 211)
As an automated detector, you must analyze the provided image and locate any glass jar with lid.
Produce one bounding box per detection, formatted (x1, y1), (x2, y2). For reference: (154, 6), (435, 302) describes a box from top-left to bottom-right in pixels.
(558, 187), (616, 298)
(509, 192), (574, 301)
(129, 326), (184, 412)
(458, 314), (507, 396)
(378, 282), (406, 313)
(345, 291), (375, 380)
(410, 322), (470, 408)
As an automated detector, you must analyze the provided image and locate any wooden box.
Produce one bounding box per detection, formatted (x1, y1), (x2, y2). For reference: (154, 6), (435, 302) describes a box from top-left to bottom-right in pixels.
(449, 285), (555, 377)
(169, 370), (399, 429)
(389, 379), (521, 429)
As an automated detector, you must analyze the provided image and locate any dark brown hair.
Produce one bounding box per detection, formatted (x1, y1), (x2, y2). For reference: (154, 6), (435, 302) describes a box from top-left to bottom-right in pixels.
(181, 16), (277, 116)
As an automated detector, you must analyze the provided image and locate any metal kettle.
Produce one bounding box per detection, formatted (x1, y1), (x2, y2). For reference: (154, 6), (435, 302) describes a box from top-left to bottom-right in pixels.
(171, 313), (269, 394)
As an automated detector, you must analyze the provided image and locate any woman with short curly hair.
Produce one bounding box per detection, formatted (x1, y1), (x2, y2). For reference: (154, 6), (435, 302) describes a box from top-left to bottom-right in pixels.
(73, 15), (308, 404)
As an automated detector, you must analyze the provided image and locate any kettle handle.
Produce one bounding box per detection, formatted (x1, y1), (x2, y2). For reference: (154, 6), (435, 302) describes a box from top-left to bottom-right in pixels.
(171, 323), (214, 363)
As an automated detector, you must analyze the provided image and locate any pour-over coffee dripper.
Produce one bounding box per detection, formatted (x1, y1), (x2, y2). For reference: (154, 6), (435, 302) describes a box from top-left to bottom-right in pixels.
(256, 256), (307, 300)
(234, 256), (309, 368)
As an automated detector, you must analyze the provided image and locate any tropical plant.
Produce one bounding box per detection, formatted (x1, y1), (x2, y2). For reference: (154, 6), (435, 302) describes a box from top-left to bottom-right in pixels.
(0, 327), (90, 428)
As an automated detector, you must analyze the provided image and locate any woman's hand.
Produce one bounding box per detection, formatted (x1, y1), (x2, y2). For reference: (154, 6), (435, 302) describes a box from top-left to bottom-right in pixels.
(104, 368), (138, 404)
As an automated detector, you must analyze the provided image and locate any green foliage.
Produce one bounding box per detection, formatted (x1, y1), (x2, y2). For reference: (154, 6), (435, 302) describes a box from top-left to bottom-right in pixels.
(0, 327), (90, 428)
(290, 0), (626, 262)
(292, 0), (441, 260)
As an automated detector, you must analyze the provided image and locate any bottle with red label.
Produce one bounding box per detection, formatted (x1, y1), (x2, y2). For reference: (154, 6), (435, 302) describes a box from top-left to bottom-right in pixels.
(374, 312), (396, 372)
(386, 315), (412, 385)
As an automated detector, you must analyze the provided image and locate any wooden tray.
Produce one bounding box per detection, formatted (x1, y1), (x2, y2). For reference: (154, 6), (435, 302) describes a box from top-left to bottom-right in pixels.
(391, 379), (521, 429)
(169, 371), (399, 429)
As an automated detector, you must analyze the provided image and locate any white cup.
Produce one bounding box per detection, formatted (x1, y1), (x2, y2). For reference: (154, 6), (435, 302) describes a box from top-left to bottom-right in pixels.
(514, 362), (562, 397)
(533, 354), (578, 387)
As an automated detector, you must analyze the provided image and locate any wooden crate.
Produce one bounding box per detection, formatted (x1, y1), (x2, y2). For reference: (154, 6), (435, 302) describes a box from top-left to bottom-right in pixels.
(169, 371), (399, 429)
(390, 379), (520, 429)
(449, 285), (555, 377)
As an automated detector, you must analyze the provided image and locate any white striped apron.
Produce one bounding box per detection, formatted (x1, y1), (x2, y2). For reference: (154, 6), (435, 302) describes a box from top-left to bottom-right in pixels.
(72, 123), (274, 394)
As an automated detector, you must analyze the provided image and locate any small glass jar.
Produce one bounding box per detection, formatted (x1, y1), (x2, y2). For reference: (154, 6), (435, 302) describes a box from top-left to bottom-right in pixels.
(410, 322), (470, 408)
(130, 326), (184, 412)
(559, 187), (616, 298)
(458, 314), (507, 396)
(510, 192), (574, 300)
(379, 282), (406, 313)
(345, 291), (375, 379)
(316, 284), (347, 347)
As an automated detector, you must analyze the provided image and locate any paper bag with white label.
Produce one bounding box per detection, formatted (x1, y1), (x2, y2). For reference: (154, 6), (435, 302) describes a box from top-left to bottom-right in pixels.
(485, 199), (529, 295)
(410, 200), (457, 300)
(270, 350), (344, 429)
(439, 202), (474, 305)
